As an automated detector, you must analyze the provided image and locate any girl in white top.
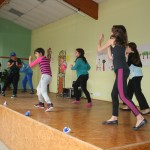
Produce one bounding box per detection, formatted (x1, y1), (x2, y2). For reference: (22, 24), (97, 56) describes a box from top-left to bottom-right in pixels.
(120, 42), (150, 115)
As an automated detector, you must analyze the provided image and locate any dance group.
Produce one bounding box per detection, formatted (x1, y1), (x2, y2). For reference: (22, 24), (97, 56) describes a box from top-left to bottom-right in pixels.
(1, 25), (149, 130)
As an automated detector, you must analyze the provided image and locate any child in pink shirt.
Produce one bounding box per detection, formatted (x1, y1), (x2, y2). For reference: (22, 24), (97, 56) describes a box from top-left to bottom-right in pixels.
(29, 48), (53, 112)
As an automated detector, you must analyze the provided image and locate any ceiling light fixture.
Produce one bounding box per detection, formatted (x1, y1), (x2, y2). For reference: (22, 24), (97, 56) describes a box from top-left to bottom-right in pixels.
(9, 8), (24, 17)
(37, 0), (46, 3)
(57, 0), (85, 16)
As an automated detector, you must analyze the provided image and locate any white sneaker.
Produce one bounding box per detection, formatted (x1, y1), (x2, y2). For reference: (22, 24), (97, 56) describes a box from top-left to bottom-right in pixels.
(11, 95), (16, 99)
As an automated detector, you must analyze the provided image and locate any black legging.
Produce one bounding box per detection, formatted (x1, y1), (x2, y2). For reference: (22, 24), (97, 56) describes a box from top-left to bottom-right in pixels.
(111, 68), (140, 116)
(124, 76), (149, 110)
(73, 74), (91, 103)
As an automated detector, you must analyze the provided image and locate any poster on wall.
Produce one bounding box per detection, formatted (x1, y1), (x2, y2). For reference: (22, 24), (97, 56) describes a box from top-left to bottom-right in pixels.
(57, 50), (67, 96)
(138, 44), (150, 66)
(96, 51), (113, 71)
(96, 44), (150, 71)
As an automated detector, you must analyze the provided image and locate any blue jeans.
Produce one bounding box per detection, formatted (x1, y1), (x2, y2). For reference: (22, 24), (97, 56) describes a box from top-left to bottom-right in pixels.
(22, 73), (33, 91)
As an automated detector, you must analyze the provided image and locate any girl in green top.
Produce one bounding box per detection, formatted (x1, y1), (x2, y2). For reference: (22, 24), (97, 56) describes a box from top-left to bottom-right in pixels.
(71, 48), (92, 108)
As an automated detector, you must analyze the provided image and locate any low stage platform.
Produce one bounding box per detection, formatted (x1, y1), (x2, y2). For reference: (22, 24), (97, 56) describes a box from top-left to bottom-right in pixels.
(0, 91), (150, 150)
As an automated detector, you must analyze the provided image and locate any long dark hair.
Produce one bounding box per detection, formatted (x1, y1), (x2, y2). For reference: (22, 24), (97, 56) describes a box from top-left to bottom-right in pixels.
(75, 48), (87, 63)
(111, 25), (128, 47)
(127, 42), (142, 66)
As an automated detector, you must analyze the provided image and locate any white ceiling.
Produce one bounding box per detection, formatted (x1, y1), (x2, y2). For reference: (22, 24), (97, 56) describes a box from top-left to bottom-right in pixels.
(0, 0), (104, 30)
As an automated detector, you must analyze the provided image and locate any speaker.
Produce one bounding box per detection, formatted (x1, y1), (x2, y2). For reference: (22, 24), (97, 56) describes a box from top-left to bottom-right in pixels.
(62, 88), (71, 98)
(63, 88), (81, 98)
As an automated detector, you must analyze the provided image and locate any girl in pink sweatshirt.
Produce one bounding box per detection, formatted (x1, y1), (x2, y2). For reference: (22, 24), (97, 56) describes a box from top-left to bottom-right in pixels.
(29, 48), (53, 112)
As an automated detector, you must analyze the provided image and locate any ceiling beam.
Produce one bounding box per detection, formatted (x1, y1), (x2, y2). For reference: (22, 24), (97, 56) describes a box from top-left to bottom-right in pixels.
(0, 0), (9, 8)
(63, 0), (98, 20)
(0, 0), (5, 5)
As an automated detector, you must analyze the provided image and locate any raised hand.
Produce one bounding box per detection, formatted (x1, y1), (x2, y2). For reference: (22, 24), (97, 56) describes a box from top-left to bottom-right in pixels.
(99, 34), (104, 41)
(29, 56), (32, 60)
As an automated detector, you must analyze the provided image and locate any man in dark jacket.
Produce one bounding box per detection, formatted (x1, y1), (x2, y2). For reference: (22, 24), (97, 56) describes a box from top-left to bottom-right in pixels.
(1, 52), (22, 98)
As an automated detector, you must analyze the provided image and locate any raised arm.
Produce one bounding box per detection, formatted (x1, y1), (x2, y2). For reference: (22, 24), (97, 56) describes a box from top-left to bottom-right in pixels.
(107, 47), (113, 60)
(7, 62), (14, 68)
(97, 34), (114, 52)
(16, 58), (22, 68)
(29, 56), (42, 68)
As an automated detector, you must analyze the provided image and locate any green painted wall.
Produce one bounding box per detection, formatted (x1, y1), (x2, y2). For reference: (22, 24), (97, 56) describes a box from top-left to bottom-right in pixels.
(0, 18), (31, 89)
(31, 0), (150, 105)
(0, 32), (2, 56)
(0, 17), (31, 57)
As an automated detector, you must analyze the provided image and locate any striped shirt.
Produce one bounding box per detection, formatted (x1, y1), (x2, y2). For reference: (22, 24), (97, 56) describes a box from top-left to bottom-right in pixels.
(29, 56), (52, 76)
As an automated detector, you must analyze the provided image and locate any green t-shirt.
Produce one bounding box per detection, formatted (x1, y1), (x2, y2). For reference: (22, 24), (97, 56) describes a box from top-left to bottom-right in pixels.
(71, 58), (91, 78)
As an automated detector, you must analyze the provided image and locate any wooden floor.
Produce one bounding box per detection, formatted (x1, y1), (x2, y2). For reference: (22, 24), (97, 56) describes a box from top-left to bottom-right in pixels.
(0, 90), (150, 150)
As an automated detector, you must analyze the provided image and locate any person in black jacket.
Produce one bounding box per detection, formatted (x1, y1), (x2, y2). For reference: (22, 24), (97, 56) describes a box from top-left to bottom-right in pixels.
(1, 52), (22, 98)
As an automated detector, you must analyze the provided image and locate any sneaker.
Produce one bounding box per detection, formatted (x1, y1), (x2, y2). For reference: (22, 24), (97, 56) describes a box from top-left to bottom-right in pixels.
(30, 90), (34, 94)
(85, 102), (92, 108)
(45, 103), (54, 112)
(1, 91), (5, 96)
(71, 100), (80, 104)
(11, 95), (16, 99)
(34, 102), (45, 108)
